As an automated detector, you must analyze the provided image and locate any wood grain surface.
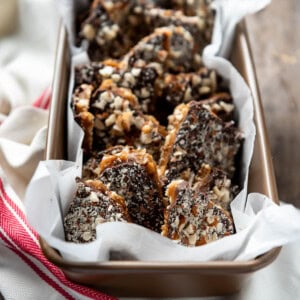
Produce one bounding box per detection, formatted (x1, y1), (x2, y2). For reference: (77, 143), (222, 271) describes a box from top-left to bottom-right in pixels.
(246, 0), (300, 207)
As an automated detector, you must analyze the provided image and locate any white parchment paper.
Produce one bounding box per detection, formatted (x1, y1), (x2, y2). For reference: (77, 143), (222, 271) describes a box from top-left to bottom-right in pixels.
(24, 0), (300, 263)
(211, 0), (271, 57)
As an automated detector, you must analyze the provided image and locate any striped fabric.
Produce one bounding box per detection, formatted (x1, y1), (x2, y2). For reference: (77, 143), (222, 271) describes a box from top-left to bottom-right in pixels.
(0, 176), (115, 300)
(32, 87), (51, 110)
(0, 89), (115, 300)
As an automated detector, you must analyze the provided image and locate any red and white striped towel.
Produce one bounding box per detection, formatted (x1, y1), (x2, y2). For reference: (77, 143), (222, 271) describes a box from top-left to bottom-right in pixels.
(0, 89), (115, 300)
(0, 178), (115, 300)
(32, 87), (52, 110)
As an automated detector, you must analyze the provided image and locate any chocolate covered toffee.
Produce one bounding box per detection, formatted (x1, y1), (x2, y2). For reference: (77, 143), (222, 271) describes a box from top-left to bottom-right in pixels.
(65, 0), (243, 246)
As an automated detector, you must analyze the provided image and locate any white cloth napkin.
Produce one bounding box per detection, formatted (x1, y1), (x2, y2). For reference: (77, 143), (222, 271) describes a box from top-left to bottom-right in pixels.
(0, 0), (58, 109)
(0, 0), (60, 197)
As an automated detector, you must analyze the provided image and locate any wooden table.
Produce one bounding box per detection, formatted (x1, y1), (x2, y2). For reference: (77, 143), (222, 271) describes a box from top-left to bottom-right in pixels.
(247, 0), (300, 207)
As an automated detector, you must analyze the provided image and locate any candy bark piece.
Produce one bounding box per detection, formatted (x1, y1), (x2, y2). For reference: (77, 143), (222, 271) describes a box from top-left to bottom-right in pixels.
(155, 70), (224, 120)
(162, 179), (234, 246)
(165, 92), (234, 125)
(98, 147), (165, 232)
(145, 8), (212, 54)
(80, 0), (128, 61)
(78, 0), (214, 63)
(79, 0), (157, 61)
(157, 68), (218, 106)
(123, 26), (203, 73)
(90, 80), (142, 149)
(159, 101), (243, 184)
(90, 80), (166, 158)
(74, 60), (123, 89)
(73, 78), (166, 159)
(64, 178), (131, 243)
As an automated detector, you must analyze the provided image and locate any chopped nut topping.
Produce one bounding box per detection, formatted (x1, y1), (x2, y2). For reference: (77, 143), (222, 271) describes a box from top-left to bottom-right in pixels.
(99, 66), (114, 77)
(82, 24), (96, 41)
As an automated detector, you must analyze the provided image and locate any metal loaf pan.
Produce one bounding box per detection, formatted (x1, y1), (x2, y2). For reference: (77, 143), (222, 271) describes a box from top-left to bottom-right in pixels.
(41, 21), (280, 297)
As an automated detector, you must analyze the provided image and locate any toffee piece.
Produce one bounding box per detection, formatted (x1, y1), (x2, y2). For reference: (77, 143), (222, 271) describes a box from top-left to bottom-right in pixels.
(159, 101), (243, 185)
(145, 8), (212, 54)
(162, 179), (234, 246)
(79, 0), (127, 60)
(79, 0), (157, 61)
(74, 79), (166, 159)
(157, 68), (218, 106)
(123, 26), (203, 73)
(64, 178), (131, 243)
(98, 147), (165, 232)
(74, 60), (123, 89)
(78, 0), (214, 62)
(90, 80), (142, 150)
